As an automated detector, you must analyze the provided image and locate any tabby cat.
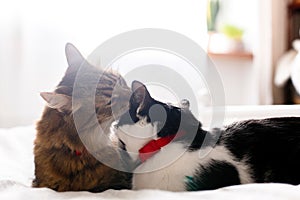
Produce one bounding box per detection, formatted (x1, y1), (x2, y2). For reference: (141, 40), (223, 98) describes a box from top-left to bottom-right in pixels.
(33, 43), (132, 192)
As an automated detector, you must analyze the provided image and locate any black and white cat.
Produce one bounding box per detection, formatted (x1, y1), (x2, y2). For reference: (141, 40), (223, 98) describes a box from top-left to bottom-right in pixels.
(115, 81), (300, 191)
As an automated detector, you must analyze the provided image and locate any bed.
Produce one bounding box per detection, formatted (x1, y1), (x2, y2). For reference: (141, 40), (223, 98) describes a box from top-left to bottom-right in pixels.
(1, 105), (300, 200)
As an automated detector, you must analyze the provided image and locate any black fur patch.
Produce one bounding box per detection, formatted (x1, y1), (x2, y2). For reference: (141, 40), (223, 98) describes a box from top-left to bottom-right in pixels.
(221, 117), (300, 184)
(186, 160), (240, 191)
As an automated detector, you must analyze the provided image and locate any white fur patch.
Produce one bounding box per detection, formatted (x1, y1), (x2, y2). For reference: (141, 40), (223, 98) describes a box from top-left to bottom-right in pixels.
(116, 119), (158, 161)
(196, 145), (253, 184)
(133, 143), (200, 191)
(132, 145), (253, 191)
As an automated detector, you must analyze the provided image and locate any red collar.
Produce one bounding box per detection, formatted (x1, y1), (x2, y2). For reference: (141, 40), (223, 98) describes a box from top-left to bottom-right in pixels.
(138, 130), (186, 162)
(75, 150), (83, 156)
(74, 148), (87, 156)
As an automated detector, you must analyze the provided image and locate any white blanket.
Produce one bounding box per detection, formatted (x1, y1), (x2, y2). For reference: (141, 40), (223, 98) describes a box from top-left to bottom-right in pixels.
(1, 113), (300, 199)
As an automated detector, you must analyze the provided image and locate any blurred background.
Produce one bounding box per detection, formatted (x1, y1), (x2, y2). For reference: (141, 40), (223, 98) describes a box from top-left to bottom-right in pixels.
(0, 0), (299, 127)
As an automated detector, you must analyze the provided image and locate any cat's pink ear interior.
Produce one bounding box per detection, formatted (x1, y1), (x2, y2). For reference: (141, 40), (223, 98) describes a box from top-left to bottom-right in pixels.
(40, 92), (80, 113)
(131, 81), (152, 105)
(65, 43), (85, 74)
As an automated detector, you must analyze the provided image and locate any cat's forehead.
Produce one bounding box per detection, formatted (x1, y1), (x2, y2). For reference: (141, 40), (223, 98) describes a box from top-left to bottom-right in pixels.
(118, 101), (180, 126)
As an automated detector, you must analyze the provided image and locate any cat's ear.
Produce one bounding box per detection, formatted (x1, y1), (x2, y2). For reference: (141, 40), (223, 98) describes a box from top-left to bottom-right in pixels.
(40, 92), (81, 113)
(65, 43), (85, 74)
(131, 81), (152, 107)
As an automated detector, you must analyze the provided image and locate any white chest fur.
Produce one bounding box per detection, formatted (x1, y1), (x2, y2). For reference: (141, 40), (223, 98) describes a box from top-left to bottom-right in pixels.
(132, 143), (252, 191)
(133, 143), (200, 191)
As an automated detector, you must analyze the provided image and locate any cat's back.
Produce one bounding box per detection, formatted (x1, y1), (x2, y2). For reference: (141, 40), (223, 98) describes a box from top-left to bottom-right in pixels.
(220, 117), (300, 184)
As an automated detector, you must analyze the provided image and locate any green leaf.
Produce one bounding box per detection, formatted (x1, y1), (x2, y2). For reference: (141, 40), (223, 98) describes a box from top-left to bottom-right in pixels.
(221, 24), (244, 40)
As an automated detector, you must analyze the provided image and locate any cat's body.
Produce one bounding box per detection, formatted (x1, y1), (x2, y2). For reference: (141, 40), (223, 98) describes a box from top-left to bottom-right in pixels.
(33, 44), (132, 192)
(115, 81), (300, 191)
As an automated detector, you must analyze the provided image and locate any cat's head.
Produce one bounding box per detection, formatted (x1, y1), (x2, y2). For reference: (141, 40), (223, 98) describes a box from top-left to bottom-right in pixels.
(115, 81), (200, 161)
(39, 43), (131, 134)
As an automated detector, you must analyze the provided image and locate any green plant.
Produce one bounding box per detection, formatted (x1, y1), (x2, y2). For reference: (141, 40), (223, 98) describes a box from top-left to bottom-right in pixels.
(207, 0), (220, 32)
(221, 24), (244, 40)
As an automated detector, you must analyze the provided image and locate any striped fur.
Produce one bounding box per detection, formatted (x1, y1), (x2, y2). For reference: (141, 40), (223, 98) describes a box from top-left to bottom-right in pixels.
(33, 44), (132, 192)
